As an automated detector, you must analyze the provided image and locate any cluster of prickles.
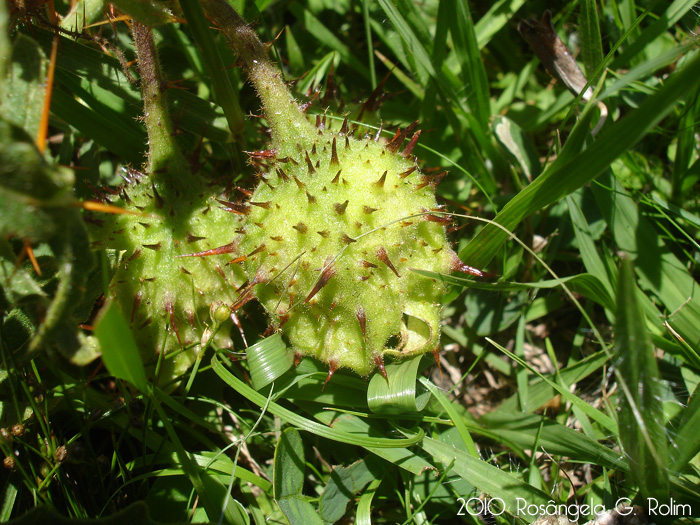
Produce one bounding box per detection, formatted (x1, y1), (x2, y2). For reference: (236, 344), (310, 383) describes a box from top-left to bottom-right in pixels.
(223, 117), (479, 379)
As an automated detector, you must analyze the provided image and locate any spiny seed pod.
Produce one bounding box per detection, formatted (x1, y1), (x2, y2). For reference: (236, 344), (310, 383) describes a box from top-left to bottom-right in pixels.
(233, 128), (468, 377)
(202, 0), (485, 377)
(90, 168), (244, 378)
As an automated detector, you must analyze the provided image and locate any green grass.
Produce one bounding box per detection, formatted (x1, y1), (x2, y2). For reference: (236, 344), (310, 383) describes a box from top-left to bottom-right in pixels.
(2, 0), (700, 523)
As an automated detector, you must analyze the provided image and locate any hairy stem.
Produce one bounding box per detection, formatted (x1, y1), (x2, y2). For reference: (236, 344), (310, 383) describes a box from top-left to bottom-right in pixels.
(132, 22), (188, 177)
(200, 0), (316, 154)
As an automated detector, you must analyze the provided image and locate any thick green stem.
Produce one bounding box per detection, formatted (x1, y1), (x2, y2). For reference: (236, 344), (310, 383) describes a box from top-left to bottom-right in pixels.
(132, 22), (188, 177)
(201, 0), (316, 155)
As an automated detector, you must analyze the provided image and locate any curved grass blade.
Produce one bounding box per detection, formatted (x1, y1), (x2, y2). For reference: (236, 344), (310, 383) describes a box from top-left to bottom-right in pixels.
(367, 355), (429, 414)
(356, 478), (382, 525)
(420, 378), (478, 458)
(211, 353), (424, 448)
(245, 333), (294, 391)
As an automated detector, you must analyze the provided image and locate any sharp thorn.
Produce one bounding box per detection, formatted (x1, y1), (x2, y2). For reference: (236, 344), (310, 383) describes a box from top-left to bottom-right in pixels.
(374, 355), (388, 383)
(402, 130), (421, 157)
(217, 199), (250, 215)
(305, 150), (315, 174)
(330, 137), (339, 165)
(323, 361), (338, 390)
(433, 347), (443, 379)
(450, 256), (493, 278)
(305, 264), (336, 303)
(377, 247), (400, 277)
(357, 307), (366, 337)
(292, 175), (306, 190)
(334, 200), (349, 215)
(375, 171), (387, 188)
(176, 242), (237, 258)
(399, 166), (417, 179)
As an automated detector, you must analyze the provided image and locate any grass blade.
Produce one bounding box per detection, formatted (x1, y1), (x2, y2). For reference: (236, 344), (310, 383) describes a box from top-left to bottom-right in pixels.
(367, 355), (429, 414)
(179, 0), (245, 138)
(94, 299), (148, 391)
(460, 52), (700, 269)
(245, 333), (294, 391)
(446, 0), (490, 130)
(615, 257), (669, 500)
(580, 0), (604, 77)
(670, 383), (700, 471)
(211, 353), (424, 448)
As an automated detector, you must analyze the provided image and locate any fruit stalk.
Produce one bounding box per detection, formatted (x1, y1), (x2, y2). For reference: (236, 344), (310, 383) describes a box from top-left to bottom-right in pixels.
(131, 21), (188, 178)
(201, 0), (316, 154)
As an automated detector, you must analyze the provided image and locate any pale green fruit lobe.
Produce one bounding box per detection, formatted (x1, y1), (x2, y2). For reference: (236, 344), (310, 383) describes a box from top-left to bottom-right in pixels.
(93, 171), (244, 379)
(235, 126), (459, 376)
(90, 23), (245, 380)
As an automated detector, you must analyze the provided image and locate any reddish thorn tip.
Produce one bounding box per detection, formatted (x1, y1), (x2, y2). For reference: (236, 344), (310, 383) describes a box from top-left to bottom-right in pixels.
(451, 257), (490, 278)
(176, 241), (237, 258)
(305, 265), (336, 303)
(323, 361), (339, 390)
(376, 247), (400, 277)
(305, 151), (315, 174)
(375, 171), (387, 188)
(402, 130), (422, 157)
(330, 137), (339, 165)
(373, 355), (388, 383)
(217, 199), (250, 215)
(357, 307), (367, 337)
(399, 166), (417, 179)
(432, 347), (443, 378)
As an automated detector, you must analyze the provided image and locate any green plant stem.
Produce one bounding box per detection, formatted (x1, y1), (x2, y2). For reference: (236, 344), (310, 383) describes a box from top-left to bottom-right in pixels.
(201, 0), (316, 154)
(132, 22), (188, 176)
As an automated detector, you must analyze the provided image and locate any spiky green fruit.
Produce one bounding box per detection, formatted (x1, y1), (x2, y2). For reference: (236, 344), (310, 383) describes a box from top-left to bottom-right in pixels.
(91, 170), (244, 379)
(234, 129), (462, 376)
